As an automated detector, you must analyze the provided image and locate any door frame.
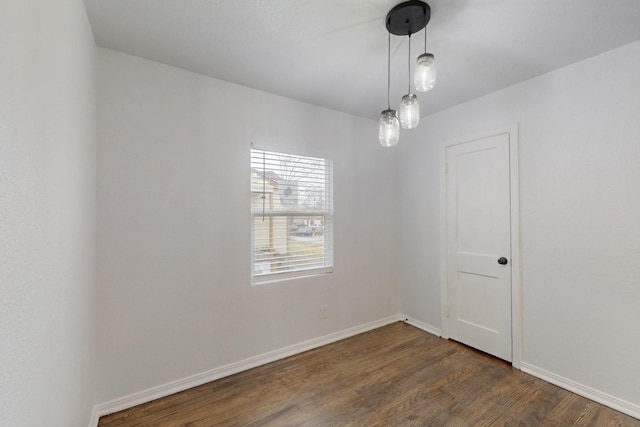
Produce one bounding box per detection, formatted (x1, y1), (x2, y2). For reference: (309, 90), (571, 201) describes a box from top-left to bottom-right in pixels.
(439, 124), (522, 369)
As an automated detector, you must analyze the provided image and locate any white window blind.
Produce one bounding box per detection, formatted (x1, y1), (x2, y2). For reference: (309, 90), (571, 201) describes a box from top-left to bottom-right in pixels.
(251, 148), (333, 283)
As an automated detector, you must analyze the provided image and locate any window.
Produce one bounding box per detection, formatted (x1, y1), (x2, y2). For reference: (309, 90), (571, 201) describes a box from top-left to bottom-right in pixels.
(251, 148), (333, 283)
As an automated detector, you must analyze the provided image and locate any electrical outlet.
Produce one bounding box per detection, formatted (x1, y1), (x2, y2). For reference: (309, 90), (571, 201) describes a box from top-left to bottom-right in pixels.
(319, 305), (328, 319)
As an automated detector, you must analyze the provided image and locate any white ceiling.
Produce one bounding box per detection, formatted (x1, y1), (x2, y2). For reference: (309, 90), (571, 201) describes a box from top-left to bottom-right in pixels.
(84, 0), (640, 120)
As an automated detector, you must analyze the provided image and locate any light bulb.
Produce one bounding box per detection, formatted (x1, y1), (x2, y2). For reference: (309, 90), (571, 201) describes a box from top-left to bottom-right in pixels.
(378, 109), (399, 147)
(399, 94), (420, 129)
(414, 53), (436, 92)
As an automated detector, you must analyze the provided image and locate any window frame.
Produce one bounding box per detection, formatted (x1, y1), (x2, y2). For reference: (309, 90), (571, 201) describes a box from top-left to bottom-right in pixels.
(250, 147), (334, 284)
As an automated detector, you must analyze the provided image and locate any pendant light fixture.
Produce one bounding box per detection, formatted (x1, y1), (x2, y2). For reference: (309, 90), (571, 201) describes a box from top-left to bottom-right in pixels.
(399, 34), (420, 129)
(414, 19), (436, 92)
(380, 1), (431, 145)
(379, 32), (399, 147)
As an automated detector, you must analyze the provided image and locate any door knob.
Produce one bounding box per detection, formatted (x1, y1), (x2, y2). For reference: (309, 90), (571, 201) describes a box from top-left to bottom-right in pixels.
(498, 257), (508, 265)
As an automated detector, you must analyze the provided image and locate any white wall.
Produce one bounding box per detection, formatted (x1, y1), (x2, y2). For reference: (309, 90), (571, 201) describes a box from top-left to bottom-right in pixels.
(96, 49), (399, 402)
(0, 1), (96, 426)
(399, 41), (640, 408)
(3, 2), (638, 421)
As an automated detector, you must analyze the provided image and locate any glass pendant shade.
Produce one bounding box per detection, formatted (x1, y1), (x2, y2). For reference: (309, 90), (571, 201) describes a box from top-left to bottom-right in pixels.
(379, 109), (400, 147)
(414, 53), (436, 92)
(399, 94), (420, 129)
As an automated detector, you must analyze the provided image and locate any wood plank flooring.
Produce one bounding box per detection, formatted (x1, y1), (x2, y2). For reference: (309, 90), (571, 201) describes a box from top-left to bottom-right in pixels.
(99, 322), (640, 426)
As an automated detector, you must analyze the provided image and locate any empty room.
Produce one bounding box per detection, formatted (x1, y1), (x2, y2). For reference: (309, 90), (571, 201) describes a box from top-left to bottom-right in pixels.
(2, 1), (640, 426)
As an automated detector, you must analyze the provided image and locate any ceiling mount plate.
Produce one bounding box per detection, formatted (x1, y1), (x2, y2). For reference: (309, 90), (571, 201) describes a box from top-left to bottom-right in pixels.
(386, 1), (430, 36)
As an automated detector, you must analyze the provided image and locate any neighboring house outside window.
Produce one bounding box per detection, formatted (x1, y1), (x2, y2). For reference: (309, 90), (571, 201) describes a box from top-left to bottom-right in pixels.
(251, 148), (333, 283)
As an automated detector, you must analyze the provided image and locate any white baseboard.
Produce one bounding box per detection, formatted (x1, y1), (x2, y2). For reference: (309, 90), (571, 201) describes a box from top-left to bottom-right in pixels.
(89, 317), (640, 426)
(521, 362), (640, 420)
(401, 316), (442, 337)
(90, 314), (403, 425)
(87, 405), (100, 427)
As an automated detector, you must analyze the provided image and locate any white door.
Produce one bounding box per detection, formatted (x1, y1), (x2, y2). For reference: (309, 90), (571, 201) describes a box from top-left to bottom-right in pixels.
(446, 132), (512, 361)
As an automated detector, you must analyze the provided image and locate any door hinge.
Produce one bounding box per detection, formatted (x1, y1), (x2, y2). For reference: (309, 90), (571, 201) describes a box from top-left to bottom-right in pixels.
(445, 162), (448, 174)
(446, 304), (450, 318)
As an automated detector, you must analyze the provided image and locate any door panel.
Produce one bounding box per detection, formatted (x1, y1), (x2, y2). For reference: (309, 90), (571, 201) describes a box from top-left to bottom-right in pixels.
(446, 133), (512, 361)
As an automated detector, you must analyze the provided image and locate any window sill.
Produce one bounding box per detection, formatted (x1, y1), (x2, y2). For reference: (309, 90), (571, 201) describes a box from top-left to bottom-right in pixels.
(252, 267), (333, 285)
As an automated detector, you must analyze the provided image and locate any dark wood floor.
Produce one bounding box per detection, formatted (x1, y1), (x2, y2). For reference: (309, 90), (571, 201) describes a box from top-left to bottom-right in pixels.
(99, 322), (640, 426)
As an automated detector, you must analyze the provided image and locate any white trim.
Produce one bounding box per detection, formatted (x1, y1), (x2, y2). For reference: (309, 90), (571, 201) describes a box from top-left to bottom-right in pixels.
(521, 362), (640, 420)
(250, 147), (334, 286)
(439, 147), (449, 340)
(87, 315), (640, 425)
(88, 406), (100, 427)
(93, 315), (403, 419)
(402, 316), (442, 337)
(507, 124), (522, 369)
(439, 124), (522, 367)
(250, 141), (331, 163)
(253, 266), (334, 285)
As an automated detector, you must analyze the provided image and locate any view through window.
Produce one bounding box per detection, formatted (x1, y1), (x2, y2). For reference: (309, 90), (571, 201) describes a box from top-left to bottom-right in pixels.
(251, 148), (333, 283)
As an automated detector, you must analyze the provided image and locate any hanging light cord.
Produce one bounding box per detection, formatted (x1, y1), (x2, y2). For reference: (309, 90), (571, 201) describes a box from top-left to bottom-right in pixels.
(407, 34), (411, 93)
(387, 31), (391, 109)
(424, 20), (427, 53)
